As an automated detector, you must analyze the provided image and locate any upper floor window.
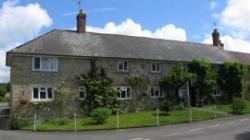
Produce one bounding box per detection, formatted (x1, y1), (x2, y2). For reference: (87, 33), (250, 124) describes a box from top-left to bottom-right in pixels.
(32, 87), (54, 102)
(150, 86), (164, 98)
(151, 62), (161, 73)
(117, 87), (132, 100)
(33, 56), (58, 72)
(79, 87), (87, 100)
(117, 61), (129, 72)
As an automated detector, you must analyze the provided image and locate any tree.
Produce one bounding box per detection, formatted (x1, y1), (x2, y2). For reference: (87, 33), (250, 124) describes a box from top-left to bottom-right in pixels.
(160, 64), (194, 103)
(218, 61), (248, 102)
(77, 60), (118, 113)
(188, 59), (216, 104)
(0, 84), (7, 97)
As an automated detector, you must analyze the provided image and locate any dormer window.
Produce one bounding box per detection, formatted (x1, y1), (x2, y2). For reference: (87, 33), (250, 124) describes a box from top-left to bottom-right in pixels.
(33, 56), (58, 72)
(151, 62), (161, 73)
(117, 61), (129, 72)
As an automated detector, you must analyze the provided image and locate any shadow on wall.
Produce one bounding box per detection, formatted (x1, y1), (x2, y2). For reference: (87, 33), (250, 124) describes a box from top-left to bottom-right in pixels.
(235, 132), (250, 140)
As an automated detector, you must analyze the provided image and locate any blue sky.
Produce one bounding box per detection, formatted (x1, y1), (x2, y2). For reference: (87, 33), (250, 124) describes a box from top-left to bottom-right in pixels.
(1, 0), (250, 82)
(17, 0), (226, 42)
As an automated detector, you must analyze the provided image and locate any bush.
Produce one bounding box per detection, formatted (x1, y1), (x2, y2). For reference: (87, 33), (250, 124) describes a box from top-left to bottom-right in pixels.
(90, 107), (112, 124)
(172, 103), (186, 111)
(231, 98), (247, 115)
(10, 117), (30, 130)
(159, 99), (171, 115)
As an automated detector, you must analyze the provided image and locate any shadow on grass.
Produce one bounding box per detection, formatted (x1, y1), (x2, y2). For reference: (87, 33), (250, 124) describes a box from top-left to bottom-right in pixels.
(235, 131), (250, 140)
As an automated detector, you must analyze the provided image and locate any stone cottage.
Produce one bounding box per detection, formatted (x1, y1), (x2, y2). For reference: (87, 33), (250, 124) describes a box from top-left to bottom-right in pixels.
(5, 9), (249, 113)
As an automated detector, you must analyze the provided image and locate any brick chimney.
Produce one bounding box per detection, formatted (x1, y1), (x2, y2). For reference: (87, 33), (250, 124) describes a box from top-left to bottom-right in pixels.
(76, 9), (86, 33)
(212, 28), (224, 48)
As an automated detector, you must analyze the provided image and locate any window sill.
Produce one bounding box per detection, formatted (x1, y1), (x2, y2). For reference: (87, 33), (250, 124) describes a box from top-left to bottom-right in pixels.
(117, 98), (132, 101)
(31, 99), (54, 102)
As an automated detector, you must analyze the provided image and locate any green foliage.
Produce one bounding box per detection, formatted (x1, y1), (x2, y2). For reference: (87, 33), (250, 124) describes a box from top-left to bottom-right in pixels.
(172, 103), (186, 111)
(189, 59), (216, 98)
(78, 60), (118, 112)
(90, 107), (112, 124)
(10, 116), (30, 130)
(159, 98), (171, 114)
(231, 98), (247, 115)
(0, 84), (7, 97)
(127, 75), (151, 92)
(160, 65), (194, 103)
(218, 61), (248, 101)
(54, 84), (75, 118)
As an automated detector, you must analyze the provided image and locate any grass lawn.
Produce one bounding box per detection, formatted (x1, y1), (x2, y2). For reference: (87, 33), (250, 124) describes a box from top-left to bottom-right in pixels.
(24, 109), (224, 131)
(23, 101), (250, 131)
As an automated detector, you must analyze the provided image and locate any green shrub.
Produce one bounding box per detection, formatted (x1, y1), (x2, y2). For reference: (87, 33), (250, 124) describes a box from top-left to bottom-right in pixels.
(10, 117), (30, 130)
(231, 98), (247, 115)
(159, 99), (171, 114)
(90, 107), (112, 124)
(172, 103), (186, 111)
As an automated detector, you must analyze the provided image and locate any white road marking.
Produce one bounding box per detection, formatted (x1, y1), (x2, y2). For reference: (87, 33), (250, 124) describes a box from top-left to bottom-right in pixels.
(164, 132), (180, 137)
(190, 128), (203, 132)
(208, 124), (220, 128)
(240, 118), (249, 122)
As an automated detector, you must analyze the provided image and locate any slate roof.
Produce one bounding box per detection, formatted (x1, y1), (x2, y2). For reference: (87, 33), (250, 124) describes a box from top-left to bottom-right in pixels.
(7, 29), (236, 65)
(229, 51), (250, 66)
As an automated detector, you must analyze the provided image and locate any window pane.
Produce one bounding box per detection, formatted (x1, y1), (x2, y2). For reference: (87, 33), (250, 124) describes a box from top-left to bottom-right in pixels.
(157, 63), (160, 71)
(127, 88), (131, 98)
(152, 64), (156, 71)
(50, 58), (57, 70)
(41, 57), (50, 70)
(33, 88), (39, 99)
(47, 88), (53, 99)
(40, 91), (46, 99)
(118, 63), (123, 70)
(124, 61), (128, 70)
(34, 57), (40, 70)
(121, 90), (126, 98)
(79, 91), (85, 98)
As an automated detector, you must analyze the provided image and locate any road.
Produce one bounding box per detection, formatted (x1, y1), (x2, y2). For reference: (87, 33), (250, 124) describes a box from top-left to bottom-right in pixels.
(1, 115), (250, 140)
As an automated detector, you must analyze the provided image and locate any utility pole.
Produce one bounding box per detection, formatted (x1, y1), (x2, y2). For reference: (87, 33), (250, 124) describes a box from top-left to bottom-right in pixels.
(186, 81), (192, 122)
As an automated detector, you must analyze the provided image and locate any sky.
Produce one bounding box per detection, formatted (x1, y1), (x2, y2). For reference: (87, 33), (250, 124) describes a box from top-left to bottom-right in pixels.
(1, 0), (250, 82)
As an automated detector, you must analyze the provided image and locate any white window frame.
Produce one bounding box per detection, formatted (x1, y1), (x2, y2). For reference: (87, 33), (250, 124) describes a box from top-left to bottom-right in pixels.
(213, 86), (221, 97)
(117, 61), (129, 72)
(32, 56), (58, 72)
(79, 87), (87, 100)
(31, 87), (54, 102)
(117, 86), (132, 100)
(151, 62), (161, 73)
(150, 86), (164, 99)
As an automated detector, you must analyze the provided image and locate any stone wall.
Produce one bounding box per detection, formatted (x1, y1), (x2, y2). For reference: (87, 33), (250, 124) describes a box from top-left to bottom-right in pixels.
(10, 55), (180, 113)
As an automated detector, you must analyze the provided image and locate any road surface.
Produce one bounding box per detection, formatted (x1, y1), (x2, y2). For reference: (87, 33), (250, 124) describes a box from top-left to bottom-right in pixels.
(1, 114), (250, 140)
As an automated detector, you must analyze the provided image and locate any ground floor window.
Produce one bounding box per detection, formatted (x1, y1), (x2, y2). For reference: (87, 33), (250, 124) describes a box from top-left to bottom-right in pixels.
(32, 87), (54, 102)
(150, 86), (164, 98)
(117, 87), (132, 100)
(213, 86), (221, 96)
(79, 87), (87, 100)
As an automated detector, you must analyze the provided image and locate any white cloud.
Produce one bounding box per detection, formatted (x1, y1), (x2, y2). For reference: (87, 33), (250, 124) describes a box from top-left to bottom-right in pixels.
(0, 1), (53, 82)
(203, 34), (250, 53)
(203, 0), (250, 54)
(220, 0), (250, 38)
(87, 19), (187, 41)
(210, 1), (218, 10)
